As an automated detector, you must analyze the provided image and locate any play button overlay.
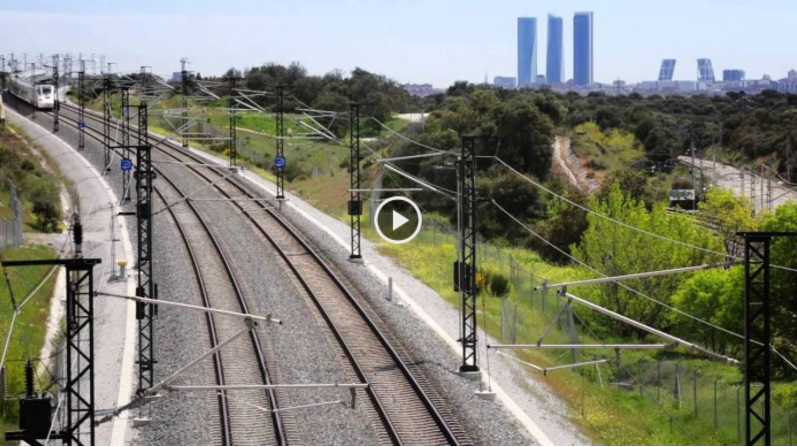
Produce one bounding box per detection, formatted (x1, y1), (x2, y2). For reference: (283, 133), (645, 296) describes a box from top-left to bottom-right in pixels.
(392, 211), (409, 231)
(375, 196), (422, 244)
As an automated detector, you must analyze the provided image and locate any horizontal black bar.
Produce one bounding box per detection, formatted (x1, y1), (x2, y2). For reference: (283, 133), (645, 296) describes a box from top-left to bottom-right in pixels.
(5, 431), (66, 441)
(736, 231), (797, 237)
(2, 258), (102, 267)
(118, 212), (137, 216)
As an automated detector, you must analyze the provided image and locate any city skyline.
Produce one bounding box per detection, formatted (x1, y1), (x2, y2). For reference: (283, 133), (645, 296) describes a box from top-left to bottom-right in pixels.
(2, 0), (797, 88)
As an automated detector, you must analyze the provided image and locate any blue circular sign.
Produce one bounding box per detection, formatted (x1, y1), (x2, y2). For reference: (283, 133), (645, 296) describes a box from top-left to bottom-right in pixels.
(121, 158), (133, 171)
(274, 156), (286, 169)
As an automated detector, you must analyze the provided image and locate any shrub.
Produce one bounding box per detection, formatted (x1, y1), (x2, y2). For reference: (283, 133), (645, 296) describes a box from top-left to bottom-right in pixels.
(587, 158), (609, 171)
(474, 268), (512, 297)
(488, 272), (511, 297)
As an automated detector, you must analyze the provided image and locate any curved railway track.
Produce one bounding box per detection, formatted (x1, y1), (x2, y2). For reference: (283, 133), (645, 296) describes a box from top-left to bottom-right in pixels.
(57, 102), (467, 445)
(53, 107), (288, 445)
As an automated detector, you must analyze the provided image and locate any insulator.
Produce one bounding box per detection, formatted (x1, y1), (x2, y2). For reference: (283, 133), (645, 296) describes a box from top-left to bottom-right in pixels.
(25, 359), (34, 397)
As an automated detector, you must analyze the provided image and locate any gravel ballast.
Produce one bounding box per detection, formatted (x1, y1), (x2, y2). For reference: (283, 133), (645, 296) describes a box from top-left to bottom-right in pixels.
(8, 96), (589, 445)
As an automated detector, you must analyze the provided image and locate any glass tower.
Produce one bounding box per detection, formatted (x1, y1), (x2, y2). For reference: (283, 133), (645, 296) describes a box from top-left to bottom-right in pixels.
(658, 59), (676, 81)
(517, 17), (537, 87)
(546, 14), (564, 84)
(573, 12), (593, 86)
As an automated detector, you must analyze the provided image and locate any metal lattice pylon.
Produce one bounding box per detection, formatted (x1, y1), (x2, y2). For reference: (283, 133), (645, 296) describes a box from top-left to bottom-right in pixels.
(348, 104), (362, 260)
(52, 54), (60, 132)
(739, 231), (797, 446)
(275, 85), (285, 199)
(458, 136), (479, 372)
(135, 103), (156, 397)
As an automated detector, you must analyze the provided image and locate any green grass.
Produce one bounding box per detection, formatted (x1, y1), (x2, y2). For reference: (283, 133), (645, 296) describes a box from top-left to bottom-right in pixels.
(0, 244), (59, 435)
(346, 209), (795, 445)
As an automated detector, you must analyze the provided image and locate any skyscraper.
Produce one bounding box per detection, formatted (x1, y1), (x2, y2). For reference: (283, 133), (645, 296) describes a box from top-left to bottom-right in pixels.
(517, 17), (537, 87)
(658, 59), (676, 81)
(573, 12), (593, 86)
(697, 59), (716, 82)
(546, 14), (564, 84)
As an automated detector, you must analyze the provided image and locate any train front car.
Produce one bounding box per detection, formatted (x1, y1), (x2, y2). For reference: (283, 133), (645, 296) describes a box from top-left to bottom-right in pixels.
(35, 84), (55, 109)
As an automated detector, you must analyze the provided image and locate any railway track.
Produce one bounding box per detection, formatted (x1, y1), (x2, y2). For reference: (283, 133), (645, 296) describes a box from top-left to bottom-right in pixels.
(58, 102), (467, 445)
(53, 107), (288, 445)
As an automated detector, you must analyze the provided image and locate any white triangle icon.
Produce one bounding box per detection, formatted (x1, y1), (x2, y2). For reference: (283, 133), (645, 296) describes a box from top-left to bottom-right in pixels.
(392, 210), (409, 231)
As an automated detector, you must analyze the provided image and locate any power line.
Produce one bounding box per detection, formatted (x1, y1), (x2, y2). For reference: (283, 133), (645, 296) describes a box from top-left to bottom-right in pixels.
(370, 117), (451, 155)
(491, 199), (797, 373)
(486, 155), (797, 274)
(570, 309), (697, 442)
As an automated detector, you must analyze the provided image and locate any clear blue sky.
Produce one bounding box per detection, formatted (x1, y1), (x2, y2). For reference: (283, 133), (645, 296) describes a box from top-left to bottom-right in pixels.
(2, 0), (796, 87)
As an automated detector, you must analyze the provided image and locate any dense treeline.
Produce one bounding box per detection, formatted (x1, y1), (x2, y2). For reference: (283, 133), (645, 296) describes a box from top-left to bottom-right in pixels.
(211, 63), (420, 136)
(383, 83), (797, 376)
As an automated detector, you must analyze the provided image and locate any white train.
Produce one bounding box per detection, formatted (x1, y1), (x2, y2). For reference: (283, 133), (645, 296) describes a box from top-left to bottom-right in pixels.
(8, 76), (55, 109)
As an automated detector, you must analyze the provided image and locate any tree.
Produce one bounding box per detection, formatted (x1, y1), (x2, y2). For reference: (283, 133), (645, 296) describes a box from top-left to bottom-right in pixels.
(532, 190), (589, 264)
(477, 171), (545, 242)
(571, 185), (724, 338)
(761, 203), (797, 378)
(698, 188), (758, 257)
(671, 266), (744, 355)
(493, 96), (554, 180)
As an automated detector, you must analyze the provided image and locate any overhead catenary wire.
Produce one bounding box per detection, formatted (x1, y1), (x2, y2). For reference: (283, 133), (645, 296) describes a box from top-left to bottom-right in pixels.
(370, 117), (451, 155)
(569, 308), (697, 441)
(491, 199), (797, 372)
(226, 99), (794, 366)
(484, 155), (797, 274)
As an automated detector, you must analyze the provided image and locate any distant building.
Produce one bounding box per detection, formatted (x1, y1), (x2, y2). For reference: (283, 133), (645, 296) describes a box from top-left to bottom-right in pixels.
(171, 72), (183, 83)
(517, 17), (538, 87)
(723, 69), (745, 82)
(573, 12), (594, 86)
(658, 59), (676, 81)
(493, 76), (517, 89)
(546, 14), (564, 84)
(536, 74), (547, 85)
(697, 58), (716, 82)
(402, 83), (441, 97)
(776, 69), (797, 94)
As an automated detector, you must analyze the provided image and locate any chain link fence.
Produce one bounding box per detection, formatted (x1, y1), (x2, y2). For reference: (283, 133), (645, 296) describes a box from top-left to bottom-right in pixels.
(408, 215), (795, 444)
(0, 179), (23, 251)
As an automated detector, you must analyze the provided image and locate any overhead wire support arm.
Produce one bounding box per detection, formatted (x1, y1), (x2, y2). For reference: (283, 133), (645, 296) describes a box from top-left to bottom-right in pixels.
(97, 291), (282, 324)
(535, 262), (741, 291)
(560, 290), (740, 365)
(95, 325), (253, 426)
(490, 344), (672, 350)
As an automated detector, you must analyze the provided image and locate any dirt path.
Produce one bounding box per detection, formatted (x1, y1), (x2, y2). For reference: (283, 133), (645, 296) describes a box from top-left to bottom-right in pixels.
(551, 136), (600, 194)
